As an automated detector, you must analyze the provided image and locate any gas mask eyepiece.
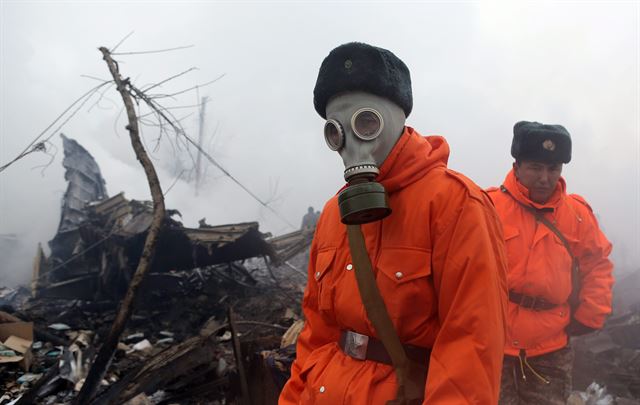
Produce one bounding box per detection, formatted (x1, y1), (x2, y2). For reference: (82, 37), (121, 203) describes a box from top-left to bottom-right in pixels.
(323, 108), (385, 151)
(351, 108), (383, 140)
(324, 119), (344, 151)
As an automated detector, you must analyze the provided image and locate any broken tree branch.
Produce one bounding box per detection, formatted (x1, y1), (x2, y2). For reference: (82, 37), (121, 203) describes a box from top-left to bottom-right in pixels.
(74, 46), (167, 404)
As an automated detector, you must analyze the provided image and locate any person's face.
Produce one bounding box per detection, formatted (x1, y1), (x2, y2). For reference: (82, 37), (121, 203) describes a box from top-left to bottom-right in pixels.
(514, 160), (563, 204)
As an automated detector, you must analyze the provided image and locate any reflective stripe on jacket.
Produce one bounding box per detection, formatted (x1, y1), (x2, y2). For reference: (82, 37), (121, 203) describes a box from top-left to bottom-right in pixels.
(487, 169), (614, 357)
(279, 127), (508, 404)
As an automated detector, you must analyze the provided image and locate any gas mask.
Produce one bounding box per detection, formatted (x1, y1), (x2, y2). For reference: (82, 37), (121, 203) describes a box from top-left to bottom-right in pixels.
(324, 92), (406, 224)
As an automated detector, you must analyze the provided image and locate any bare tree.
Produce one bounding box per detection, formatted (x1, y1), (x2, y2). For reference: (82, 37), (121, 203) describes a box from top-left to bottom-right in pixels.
(74, 40), (294, 402)
(74, 47), (166, 404)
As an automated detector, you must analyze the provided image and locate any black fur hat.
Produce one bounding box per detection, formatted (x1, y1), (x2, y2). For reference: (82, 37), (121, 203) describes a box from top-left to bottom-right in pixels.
(511, 121), (572, 163)
(313, 42), (412, 119)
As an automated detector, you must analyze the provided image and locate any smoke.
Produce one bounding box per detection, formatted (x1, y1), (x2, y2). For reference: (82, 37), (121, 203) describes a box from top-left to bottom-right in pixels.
(1, 2), (638, 287)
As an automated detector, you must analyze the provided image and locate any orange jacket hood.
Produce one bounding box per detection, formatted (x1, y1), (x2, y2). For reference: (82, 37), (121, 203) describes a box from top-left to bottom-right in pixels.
(376, 126), (449, 193)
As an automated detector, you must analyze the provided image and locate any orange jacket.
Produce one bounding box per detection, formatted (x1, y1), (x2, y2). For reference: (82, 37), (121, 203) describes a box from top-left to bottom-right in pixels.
(487, 170), (614, 357)
(279, 128), (508, 405)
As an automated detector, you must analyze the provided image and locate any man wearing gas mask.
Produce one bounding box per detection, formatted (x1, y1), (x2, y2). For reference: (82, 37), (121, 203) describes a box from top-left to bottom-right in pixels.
(279, 42), (508, 404)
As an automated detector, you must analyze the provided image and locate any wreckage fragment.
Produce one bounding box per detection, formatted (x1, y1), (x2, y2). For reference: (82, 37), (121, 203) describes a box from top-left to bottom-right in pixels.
(33, 135), (281, 301)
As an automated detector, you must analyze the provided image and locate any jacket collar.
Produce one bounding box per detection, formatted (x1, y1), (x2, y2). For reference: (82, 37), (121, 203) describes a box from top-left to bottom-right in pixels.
(375, 126), (449, 193)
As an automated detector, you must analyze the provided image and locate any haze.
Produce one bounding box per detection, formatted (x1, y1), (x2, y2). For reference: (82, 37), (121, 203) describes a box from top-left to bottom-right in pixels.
(1, 1), (638, 286)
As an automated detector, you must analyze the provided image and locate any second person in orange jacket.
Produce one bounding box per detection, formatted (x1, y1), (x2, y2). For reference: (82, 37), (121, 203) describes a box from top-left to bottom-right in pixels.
(487, 121), (614, 405)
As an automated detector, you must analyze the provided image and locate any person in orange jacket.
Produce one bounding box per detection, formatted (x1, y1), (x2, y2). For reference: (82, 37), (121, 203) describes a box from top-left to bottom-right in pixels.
(487, 121), (614, 405)
(279, 42), (508, 404)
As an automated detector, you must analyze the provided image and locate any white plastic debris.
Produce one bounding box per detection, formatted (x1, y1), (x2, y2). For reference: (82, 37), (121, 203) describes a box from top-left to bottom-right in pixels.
(215, 357), (228, 377)
(585, 382), (614, 405)
(569, 382), (614, 405)
(124, 332), (145, 342)
(127, 339), (152, 353)
(156, 337), (174, 345)
(48, 323), (71, 331)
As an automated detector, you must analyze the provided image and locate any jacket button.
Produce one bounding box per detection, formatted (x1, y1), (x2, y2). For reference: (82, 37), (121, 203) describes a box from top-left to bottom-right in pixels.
(395, 272), (403, 279)
(346, 264), (353, 271)
(319, 386), (326, 393)
(315, 272), (321, 279)
(513, 340), (519, 346)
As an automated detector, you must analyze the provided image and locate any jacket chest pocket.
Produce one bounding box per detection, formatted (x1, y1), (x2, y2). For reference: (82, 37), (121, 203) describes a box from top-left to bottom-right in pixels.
(503, 225), (522, 269)
(314, 248), (337, 313)
(375, 248), (434, 320)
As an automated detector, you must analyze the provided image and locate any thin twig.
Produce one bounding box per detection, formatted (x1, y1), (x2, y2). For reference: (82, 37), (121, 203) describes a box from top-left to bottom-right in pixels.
(137, 103), (204, 119)
(0, 143), (45, 173)
(163, 170), (185, 196)
(111, 30), (135, 52)
(113, 105), (125, 138)
(0, 82), (110, 174)
(139, 112), (194, 127)
(88, 82), (117, 112)
(112, 44), (194, 55)
(142, 99), (198, 167)
(41, 83), (107, 146)
(141, 67), (198, 93)
(30, 140), (58, 176)
(136, 104), (161, 162)
(149, 74), (225, 99)
(80, 74), (113, 83)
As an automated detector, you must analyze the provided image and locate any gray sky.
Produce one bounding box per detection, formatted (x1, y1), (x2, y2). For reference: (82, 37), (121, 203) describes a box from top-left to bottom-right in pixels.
(1, 1), (638, 286)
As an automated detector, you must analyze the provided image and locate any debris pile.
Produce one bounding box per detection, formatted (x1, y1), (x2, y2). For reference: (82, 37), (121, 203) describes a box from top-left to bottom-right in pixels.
(0, 135), (311, 404)
(572, 269), (640, 404)
(2, 235), (309, 404)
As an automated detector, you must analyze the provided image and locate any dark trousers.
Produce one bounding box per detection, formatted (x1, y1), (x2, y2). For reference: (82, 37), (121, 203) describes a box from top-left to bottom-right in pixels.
(499, 346), (574, 405)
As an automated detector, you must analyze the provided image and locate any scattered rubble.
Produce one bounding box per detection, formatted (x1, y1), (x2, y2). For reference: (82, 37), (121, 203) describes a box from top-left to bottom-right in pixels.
(1, 135), (309, 404)
(572, 269), (640, 404)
